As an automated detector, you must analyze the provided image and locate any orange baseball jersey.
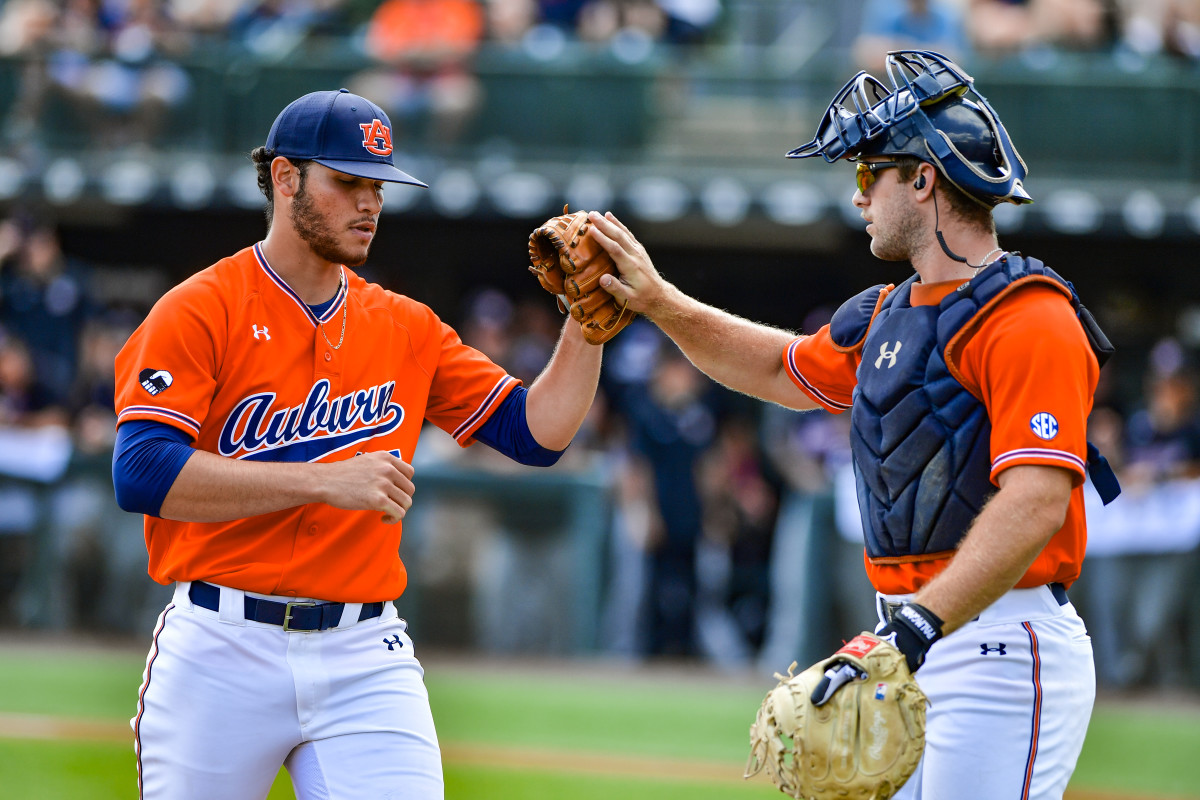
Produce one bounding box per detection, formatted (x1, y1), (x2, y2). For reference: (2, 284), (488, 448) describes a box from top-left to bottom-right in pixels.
(115, 243), (518, 602)
(784, 278), (1099, 595)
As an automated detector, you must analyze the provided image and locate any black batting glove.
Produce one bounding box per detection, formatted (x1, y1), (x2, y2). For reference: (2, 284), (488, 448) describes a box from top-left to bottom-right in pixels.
(878, 602), (945, 673)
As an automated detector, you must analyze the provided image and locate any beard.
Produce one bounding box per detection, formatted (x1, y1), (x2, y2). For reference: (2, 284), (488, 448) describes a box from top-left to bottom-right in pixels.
(290, 179), (370, 267)
(869, 201), (927, 263)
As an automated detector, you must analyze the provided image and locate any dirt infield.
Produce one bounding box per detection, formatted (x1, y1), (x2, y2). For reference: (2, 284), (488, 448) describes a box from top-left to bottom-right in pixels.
(0, 712), (130, 742)
(0, 711), (1179, 800)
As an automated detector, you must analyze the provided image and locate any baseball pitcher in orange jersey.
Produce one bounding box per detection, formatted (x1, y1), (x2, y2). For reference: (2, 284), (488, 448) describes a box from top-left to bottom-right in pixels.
(113, 89), (604, 799)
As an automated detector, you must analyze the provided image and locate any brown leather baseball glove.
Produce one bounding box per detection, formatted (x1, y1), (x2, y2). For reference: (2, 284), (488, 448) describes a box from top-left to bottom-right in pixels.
(528, 206), (634, 345)
(745, 633), (927, 800)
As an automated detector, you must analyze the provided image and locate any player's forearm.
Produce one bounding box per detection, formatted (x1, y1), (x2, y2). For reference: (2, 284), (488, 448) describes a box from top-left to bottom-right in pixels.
(524, 320), (602, 451)
(645, 283), (814, 410)
(158, 450), (331, 522)
(912, 465), (1072, 633)
(585, 210), (814, 410)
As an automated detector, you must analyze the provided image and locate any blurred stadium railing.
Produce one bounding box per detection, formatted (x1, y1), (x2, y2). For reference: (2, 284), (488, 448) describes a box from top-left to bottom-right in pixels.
(0, 37), (1197, 238)
(3, 1), (1200, 674)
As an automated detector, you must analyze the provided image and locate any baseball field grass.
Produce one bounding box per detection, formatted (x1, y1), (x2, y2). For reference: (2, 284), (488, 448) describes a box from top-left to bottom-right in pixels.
(1, 636), (1198, 799)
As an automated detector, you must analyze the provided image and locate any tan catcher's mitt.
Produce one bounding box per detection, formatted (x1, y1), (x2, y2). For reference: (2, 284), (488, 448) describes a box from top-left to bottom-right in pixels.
(745, 632), (927, 800)
(528, 206), (634, 345)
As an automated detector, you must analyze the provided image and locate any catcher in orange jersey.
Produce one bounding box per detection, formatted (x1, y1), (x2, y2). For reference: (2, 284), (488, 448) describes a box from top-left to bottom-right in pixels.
(589, 51), (1119, 800)
(112, 89), (603, 800)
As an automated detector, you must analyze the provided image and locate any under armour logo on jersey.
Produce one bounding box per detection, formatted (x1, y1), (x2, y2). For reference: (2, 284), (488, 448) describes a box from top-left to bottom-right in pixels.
(252, 325), (270, 341)
(383, 634), (403, 651)
(360, 119), (393, 156)
(138, 368), (174, 396)
(980, 643), (1007, 655)
(874, 341), (902, 369)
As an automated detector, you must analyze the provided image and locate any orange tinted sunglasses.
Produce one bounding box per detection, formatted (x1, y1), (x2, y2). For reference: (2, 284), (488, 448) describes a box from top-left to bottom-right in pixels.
(855, 160), (902, 193)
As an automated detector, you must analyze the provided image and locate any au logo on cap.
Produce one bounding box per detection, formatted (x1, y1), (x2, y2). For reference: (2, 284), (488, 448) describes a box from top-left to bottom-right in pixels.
(360, 119), (393, 156)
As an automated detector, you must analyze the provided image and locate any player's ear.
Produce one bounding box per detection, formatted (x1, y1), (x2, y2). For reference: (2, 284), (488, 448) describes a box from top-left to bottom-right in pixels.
(913, 164), (934, 196)
(271, 156), (301, 198)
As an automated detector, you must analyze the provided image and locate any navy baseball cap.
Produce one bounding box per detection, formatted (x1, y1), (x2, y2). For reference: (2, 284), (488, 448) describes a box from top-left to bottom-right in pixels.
(265, 89), (427, 187)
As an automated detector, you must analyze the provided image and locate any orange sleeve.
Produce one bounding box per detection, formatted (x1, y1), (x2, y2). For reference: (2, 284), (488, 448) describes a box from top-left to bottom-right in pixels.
(952, 284), (1097, 486)
(421, 313), (519, 446)
(114, 275), (227, 440)
(782, 326), (859, 413)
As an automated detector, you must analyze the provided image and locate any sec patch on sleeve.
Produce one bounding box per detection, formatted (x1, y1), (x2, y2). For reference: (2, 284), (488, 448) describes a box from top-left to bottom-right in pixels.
(1029, 411), (1059, 440)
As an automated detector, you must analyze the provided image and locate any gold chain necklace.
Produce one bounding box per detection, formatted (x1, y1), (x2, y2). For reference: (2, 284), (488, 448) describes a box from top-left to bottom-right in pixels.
(318, 271), (347, 351)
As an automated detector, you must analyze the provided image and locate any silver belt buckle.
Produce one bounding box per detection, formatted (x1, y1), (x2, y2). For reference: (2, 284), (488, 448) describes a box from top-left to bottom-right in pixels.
(283, 601), (318, 632)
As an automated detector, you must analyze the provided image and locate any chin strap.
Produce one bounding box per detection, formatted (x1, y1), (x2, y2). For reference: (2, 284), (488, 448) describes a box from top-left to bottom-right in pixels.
(933, 190), (969, 263)
(933, 191), (1003, 270)
(937, 229), (969, 263)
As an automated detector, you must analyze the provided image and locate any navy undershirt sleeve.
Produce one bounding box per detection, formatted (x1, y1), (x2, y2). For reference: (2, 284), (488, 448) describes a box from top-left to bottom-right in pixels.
(472, 385), (565, 467)
(112, 419), (196, 517)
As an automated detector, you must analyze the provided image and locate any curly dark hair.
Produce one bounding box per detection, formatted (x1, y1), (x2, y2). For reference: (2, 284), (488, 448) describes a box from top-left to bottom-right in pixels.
(249, 146), (312, 229)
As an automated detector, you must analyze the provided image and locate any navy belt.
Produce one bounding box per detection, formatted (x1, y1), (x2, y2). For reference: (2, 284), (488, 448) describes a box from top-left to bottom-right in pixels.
(879, 583), (1068, 624)
(1048, 581), (1069, 606)
(189, 581), (385, 632)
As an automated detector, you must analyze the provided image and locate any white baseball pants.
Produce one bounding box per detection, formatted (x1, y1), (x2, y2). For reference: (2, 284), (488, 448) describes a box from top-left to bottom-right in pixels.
(881, 584), (1096, 800)
(132, 582), (443, 800)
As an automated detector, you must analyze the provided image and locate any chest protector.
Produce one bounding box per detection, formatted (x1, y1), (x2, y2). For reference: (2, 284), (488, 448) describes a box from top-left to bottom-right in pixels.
(829, 254), (1119, 562)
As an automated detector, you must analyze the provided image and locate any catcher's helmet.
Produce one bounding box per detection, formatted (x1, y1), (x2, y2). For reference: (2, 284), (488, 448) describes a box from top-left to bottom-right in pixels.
(787, 50), (1031, 207)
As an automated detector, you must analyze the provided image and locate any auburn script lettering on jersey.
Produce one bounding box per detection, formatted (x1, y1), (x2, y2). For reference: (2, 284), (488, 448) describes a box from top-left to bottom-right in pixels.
(115, 243), (518, 602)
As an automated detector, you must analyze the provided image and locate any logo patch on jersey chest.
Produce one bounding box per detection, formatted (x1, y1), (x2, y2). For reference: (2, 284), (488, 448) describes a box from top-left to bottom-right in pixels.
(139, 368), (174, 395)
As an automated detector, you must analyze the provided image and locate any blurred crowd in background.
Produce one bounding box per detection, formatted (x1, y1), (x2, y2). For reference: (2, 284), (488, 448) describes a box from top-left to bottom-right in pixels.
(0, 208), (1198, 694)
(0, 0), (1197, 153)
(0, 0), (1197, 693)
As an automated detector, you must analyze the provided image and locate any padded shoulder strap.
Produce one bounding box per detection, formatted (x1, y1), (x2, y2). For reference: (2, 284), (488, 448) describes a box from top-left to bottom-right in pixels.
(829, 283), (895, 353)
(948, 254), (1122, 504)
